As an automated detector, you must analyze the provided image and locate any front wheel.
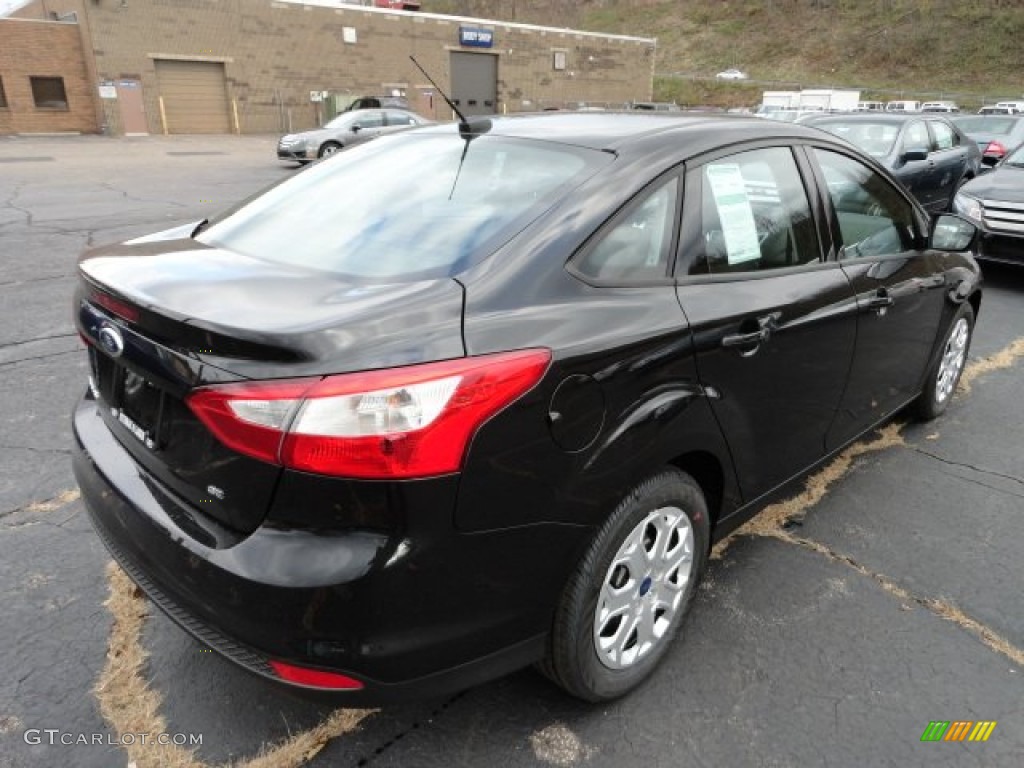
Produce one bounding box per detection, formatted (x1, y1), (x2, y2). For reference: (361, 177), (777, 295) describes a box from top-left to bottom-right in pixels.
(540, 468), (710, 702)
(914, 302), (974, 421)
(318, 141), (342, 159)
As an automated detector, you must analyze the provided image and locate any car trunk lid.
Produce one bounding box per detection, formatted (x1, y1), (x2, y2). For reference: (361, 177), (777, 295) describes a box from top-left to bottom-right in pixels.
(77, 237), (465, 536)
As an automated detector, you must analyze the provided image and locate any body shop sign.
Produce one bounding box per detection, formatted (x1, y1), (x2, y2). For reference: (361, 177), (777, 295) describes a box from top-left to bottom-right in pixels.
(459, 26), (494, 48)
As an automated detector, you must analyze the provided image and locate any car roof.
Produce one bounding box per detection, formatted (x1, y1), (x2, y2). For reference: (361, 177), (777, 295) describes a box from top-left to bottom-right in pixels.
(803, 112), (948, 125)
(410, 112), (830, 153)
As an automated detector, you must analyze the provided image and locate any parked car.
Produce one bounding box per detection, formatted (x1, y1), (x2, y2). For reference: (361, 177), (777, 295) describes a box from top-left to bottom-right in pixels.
(978, 105), (1017, 115)
(886, 100), (922, 112)
(276, 108), (431, 163)
(629, 101), (682, 111)
(715, 68), (749, 80)
(954, 143), (1024, 265)
(995, 100), (1024, 113)
(921, 101), (959, 113)
(766, 109), (821, 122)
(950, 114), (1024, 166)
(73, 113), (981, 704)
(802, 113), (982, 211)
(857, 101), (885, 112)
(343, 95), (411, 112)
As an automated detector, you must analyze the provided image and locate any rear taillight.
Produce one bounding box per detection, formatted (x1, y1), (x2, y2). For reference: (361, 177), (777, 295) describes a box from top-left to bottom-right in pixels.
(186, 349), (551, 479)
(269, 660), (364, 690)
(92, 291), (141, 323)
(984, 140), (1007, 158)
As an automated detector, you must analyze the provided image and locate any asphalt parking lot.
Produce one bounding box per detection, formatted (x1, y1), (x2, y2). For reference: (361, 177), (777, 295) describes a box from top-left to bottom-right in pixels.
(1, 133), (1022, 768)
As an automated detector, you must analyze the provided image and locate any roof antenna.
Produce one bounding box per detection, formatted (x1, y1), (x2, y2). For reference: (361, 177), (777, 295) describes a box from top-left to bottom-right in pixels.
(409, 55), (491, 137)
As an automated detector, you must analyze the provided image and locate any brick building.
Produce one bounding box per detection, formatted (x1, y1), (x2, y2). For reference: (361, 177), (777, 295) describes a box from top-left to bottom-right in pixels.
(0, 15), (99, 134)
(1, 0), (655, 135)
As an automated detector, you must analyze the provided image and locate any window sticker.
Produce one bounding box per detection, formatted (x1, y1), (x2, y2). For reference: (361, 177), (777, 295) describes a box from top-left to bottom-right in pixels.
(706, 163), (761, 264)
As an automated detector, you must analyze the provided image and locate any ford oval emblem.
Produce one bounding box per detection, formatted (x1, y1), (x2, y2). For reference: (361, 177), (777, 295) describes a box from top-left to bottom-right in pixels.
(98, 324), (125, 358)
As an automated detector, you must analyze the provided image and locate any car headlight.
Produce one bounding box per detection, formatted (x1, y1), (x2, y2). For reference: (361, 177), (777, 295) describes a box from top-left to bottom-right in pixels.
(953, 192), (983, 224)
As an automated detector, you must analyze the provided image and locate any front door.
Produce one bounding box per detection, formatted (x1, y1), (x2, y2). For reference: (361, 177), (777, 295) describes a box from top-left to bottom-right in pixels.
(677, 146), (858, 503)
(811, 148), (949, 450)
(450, 51), (497, 117)
(116, 79), (148, 135)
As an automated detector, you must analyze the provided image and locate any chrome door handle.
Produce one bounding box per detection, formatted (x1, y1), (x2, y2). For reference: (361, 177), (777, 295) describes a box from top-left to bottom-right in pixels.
(864, 289), (894, 315)
(722, 327), (769, 348)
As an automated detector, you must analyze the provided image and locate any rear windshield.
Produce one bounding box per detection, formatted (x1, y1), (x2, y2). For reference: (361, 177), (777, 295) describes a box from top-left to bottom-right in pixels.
(199, 132), (608, 280)
(951, 116), (1018, 134)
(814, 121), (899, 157)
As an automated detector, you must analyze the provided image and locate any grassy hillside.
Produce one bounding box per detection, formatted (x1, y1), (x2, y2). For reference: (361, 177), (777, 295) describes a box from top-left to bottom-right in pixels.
(425, 0), (1024, 109)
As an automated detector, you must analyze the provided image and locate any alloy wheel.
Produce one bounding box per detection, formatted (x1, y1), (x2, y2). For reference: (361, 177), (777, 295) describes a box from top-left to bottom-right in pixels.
(593, 506), (694, 670)
(935, 317), (969, 404)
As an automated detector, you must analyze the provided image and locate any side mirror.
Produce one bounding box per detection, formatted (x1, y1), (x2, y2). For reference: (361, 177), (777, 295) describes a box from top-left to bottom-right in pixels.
(930, 214), (976, 252)
(903, 148), (929, 162)
(351, 124), (362, 133)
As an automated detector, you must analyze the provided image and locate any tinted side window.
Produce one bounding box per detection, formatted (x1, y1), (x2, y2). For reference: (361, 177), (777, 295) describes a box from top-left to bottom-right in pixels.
(386, 111), (415, 126)
(813, 149), (917, 258)
(573, 177), (678, 283)
(930, 121), (955, 150)
(904, 121), (930, 151)
(691, 147), (819, 275)
(354, 112), (384, 129)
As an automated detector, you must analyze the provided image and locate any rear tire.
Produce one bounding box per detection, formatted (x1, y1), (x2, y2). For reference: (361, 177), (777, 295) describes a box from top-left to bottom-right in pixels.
(913, 302), (974, 421)
(540, 468), (709, 702)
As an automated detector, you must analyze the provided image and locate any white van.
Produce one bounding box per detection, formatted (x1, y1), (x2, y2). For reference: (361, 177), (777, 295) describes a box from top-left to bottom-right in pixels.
(857, 101), (884, 111)
(886, 100), (922, 112)
(921, 101), (959, 112)
(995, 101), (1024, 113)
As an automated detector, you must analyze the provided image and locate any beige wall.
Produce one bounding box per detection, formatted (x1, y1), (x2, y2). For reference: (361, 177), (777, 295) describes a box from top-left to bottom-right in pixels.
(0, 17), (99, 134)
(74, 0), (654, 135)
(3, 0), (654, 135)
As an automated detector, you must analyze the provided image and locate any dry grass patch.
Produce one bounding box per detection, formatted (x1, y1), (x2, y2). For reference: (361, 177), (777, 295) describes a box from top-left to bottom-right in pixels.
(712, 422), (905, 559)
(958, 337), (1024, 395)
(98, 563), (374, 768)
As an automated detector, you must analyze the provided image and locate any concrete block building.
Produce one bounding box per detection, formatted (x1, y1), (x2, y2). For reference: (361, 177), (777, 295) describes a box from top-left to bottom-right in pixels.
(1, 0), (655, 135)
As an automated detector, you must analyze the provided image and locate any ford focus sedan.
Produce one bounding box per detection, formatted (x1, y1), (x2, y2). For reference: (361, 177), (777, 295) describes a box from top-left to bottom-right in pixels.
(73, 113), (981, 703)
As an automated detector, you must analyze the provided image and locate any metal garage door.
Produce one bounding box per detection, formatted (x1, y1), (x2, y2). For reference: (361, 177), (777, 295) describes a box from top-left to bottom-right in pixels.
(450, 52), (497, 117)
(154, 60), (230, 134)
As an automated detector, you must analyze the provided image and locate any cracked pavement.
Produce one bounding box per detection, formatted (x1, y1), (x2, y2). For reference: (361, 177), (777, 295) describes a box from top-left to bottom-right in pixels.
(1, 135), (1022, 768)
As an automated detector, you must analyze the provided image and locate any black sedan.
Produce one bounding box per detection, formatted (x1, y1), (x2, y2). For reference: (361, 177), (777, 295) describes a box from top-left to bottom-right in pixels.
(954, 142), (1024, 266)
(802, 113), (982, 212)
(72, 113), (981, 704)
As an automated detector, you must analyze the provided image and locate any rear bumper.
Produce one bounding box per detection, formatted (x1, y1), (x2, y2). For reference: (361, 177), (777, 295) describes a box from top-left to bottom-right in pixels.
(73, 392), (580, 702)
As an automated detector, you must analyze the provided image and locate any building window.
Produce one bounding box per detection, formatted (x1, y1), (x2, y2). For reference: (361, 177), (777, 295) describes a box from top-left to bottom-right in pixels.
(553, 50), (567, 71)
(30, 77), (69, 110)
(0, 77), (7, 108)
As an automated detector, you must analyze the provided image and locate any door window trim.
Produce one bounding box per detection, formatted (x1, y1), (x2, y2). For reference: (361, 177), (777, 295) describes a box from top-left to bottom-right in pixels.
(674, 143), (829, 281)
(806, 144), (929, 261)
(567, 168), (683, 288)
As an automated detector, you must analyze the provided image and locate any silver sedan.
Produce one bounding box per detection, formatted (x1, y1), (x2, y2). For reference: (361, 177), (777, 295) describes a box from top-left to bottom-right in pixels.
(277, 108), (432, 163)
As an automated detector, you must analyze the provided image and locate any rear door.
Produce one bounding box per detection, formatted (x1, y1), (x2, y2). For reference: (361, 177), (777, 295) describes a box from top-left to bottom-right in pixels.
(349, 110), (386, 145)
(897, 119), (936, 208)
(810, 148), (949, 450)
(926, 118), (969, 207)
(675, 145), (858, 503)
